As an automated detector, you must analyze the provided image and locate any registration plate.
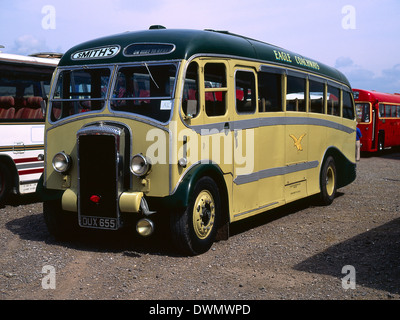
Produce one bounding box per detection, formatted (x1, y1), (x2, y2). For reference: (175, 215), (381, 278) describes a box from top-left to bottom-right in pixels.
(80, 216), (118, 230)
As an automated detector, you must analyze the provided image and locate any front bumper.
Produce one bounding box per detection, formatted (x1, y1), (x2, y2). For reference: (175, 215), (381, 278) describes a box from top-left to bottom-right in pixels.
(62, 188), (148, 214)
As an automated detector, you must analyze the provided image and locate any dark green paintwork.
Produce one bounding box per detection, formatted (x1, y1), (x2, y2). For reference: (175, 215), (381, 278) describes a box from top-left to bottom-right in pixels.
(146, 162), (227, 210)
(59, 28), (351, 87)
(36, 174), (64, 201)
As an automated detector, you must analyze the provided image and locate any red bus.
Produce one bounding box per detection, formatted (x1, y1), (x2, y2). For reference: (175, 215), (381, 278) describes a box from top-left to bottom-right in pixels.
(353, 89), (400, 152)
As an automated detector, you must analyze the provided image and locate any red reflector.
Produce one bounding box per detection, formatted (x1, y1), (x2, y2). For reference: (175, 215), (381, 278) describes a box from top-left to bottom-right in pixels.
(90, 195), (101, 203)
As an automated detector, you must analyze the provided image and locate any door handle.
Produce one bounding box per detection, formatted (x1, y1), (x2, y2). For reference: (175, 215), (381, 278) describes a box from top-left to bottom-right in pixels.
(223, 122), (230, 136)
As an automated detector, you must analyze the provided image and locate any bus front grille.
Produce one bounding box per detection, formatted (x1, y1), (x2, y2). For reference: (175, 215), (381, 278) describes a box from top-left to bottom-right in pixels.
(77, 133), (120, 230)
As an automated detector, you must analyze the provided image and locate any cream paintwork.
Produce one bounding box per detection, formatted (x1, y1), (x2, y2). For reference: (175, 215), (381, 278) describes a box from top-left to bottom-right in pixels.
(45, 116), (170, 198)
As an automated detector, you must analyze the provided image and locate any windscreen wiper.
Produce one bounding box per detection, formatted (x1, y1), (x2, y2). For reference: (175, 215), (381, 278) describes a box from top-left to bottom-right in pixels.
(144, 63), (160, 89)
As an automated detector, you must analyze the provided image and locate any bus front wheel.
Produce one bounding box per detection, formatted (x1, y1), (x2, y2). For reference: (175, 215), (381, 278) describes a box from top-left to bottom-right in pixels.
(170, 177), (221, 256)
(319, 156), (337, 205)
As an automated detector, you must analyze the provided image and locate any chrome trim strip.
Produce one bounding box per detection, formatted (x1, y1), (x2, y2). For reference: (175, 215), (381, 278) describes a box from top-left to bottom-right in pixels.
(233, 201), (279, 218)
(20, 179), (40, 185)
(77, 123), (124, 137)
(190, 116), (355, 135)
(16, 162), (44, 170)
(123, 42), (176, 57)
(233, 160), (319, 185)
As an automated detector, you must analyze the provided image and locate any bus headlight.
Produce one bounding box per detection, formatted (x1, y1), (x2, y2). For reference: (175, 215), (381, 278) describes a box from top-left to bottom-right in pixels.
(52, 152), (72, 173)
(130, 154), (151, 177)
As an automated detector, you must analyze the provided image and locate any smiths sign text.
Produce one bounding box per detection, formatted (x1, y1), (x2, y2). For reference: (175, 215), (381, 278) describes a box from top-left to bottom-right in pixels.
(71, 45), (120, 60)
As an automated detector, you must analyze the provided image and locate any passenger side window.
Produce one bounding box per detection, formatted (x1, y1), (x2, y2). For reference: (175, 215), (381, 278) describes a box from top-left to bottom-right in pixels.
(286, 75), (306, 112)
(204, 63), (226, 117)
(327, 85), (340, 116)
(235, 70), (256, 114)
(385, 105), (391, 117)
(343, 90), (355, 120)
(258, 72), (282, 112)
(391, 105), (397, 117)
(379, 103), (385, 117)
(182, 62), (199, 118)
(309, 80), (325, 114)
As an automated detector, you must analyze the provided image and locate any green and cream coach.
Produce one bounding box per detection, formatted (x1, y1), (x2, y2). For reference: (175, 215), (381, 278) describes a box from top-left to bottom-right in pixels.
(38, 26), (356, 255)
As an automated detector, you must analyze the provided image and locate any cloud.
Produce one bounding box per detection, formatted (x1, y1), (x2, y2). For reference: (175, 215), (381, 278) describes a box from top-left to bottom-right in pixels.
(382, 64), (400, 80)
(10, 34), (49, 55)
(335, 57), (355, 69)
(336, 57), (400, 93)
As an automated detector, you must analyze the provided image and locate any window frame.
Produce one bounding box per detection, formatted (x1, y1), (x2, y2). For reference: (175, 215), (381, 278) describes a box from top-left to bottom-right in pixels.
(285, 71), (307, 112)
(234, 69), (257, 115)
(308, 77), (326, 114)
(327, 82), (341, 117)
(203, 62), (228, 118)
(181, 61), (200, 119)
(342, 89), (355, 120)
(49, 66), (113, 122)
(257, 67), (283, 113)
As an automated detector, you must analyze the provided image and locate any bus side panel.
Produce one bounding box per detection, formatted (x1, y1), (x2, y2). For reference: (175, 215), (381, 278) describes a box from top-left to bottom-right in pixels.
(385, 118), (400, 148)
(257, 119), (285, 208)
(0, 123), (44, 194)
(284, 116), (309, 202)
(306, 115), (327, 196)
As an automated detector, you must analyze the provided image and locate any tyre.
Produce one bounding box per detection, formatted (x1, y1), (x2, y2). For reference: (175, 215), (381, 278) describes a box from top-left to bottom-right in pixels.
(0, 162), (12, 205)
(170, 177), (221, 255)
(319, 156), (337, 205)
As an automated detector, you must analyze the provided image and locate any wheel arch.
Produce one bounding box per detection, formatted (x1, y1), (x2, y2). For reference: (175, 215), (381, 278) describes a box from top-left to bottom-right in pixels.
(0, 155), (18, 193)
(169, 163), (230, 240)
(321, 147), (356, 189)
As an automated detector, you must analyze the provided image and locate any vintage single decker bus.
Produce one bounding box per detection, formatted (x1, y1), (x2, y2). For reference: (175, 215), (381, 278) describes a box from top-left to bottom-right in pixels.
(39, 26), (356, 255)
(354, 88), (400, 152)
(0, 52), (59, 205)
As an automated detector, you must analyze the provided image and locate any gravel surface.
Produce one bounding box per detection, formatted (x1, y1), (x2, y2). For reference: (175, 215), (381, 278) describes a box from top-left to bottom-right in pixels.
(1, 150), (400, 301)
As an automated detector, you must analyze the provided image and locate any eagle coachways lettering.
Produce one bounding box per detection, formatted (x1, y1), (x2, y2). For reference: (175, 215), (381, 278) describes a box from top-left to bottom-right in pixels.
(71, 45), (120, 60)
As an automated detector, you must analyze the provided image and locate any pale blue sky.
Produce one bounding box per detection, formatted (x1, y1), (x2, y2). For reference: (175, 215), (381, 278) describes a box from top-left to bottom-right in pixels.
(1, 0), (399, 93)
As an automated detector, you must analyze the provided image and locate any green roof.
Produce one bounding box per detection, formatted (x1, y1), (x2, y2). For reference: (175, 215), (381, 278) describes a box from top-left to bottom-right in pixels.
(60, 27), (351, 87)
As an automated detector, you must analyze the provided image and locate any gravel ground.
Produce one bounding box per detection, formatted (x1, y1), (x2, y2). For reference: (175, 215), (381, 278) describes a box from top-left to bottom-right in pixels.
(1, 150), (400, 302)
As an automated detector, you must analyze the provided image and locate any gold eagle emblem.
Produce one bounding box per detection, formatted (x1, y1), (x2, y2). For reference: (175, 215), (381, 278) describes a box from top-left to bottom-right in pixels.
(289, 133), (306, 151)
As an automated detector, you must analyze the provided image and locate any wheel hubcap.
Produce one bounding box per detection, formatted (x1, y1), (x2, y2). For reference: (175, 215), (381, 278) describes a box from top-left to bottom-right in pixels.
(326, 166), (335, 196)
(193, 190), (215, 239)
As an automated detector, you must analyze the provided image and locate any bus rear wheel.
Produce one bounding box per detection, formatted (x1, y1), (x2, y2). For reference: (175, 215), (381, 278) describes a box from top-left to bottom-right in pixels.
(170, 177), (221, 256)
(319, 156), (337, 205)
